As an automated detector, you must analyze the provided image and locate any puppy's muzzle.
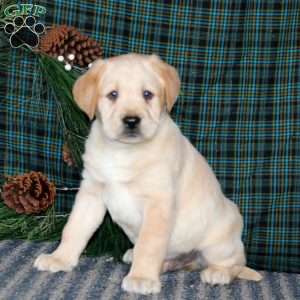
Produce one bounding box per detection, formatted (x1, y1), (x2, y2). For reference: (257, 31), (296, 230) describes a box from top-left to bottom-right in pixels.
(123, 116), (141, 130)
(122, 115), (141, 138)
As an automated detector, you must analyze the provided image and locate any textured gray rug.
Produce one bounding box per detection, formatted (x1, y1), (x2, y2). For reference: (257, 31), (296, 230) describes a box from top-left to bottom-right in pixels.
(0, 240), (299, 300)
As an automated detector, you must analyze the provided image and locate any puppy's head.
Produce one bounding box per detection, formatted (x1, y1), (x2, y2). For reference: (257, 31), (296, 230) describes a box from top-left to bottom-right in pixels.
(73, 53), (180, 143)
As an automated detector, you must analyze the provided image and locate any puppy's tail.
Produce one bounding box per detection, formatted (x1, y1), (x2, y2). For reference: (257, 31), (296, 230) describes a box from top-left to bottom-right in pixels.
(237, 266), (263, 281)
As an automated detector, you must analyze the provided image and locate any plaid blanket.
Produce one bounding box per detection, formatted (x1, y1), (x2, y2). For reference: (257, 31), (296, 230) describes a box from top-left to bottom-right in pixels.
(1, 0), (299, 273)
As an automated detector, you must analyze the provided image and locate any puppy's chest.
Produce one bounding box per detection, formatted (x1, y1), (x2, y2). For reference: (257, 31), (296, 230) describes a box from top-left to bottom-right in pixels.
(84, 142), (145, 242)
(103, 183), (142, 242)
(85, 150), (133, 183)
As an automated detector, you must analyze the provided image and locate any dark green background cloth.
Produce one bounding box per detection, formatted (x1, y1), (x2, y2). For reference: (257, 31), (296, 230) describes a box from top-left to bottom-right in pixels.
(1, 0), (299, 273)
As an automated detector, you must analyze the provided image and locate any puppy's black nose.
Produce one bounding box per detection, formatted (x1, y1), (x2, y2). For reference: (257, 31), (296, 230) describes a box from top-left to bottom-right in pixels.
(123, 116), (141, 129)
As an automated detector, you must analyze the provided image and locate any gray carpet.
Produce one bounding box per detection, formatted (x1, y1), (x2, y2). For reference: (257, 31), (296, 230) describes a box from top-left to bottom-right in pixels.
(0, 240), (299, 300)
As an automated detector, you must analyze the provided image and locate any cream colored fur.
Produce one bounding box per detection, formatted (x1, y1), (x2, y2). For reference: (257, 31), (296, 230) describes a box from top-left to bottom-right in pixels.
(34, 54), (262, 295)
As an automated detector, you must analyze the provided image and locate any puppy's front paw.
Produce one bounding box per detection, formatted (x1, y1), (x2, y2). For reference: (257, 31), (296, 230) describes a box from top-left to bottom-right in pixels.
(201, 267), (232, 285)
(122, 275), (161, 295)
(34, 253), (76, 273)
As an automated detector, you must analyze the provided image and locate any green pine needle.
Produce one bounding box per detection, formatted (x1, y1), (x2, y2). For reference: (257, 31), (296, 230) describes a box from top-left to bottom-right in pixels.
(0, 200), (66, 241)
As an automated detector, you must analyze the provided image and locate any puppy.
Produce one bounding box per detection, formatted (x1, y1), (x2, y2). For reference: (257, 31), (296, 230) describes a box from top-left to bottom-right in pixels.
(34, 53), (262, 294)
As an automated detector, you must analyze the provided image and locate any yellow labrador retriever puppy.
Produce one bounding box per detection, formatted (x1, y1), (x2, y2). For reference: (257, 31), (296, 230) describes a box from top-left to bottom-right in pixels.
(34, 53), (262, 294)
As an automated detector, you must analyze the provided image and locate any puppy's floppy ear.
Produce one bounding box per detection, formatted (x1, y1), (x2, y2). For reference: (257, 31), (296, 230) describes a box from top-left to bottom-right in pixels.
(72, 59), (106, 120)
(149, 54), (180, 112)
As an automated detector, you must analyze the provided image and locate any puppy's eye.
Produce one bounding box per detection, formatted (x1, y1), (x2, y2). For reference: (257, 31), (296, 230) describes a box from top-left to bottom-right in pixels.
(143, 90), (154, 101)
(107, 90), (118, 101)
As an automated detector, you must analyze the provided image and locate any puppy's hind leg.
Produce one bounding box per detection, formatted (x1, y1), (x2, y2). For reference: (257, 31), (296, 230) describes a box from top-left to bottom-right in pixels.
(200, 238), (246, 285)
(34, 179), (107, 272)
(200, 238), (262, 285)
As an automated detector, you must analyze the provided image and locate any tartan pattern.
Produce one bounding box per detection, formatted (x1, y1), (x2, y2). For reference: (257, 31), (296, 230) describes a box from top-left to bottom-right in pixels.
(1, 0), (300, 272)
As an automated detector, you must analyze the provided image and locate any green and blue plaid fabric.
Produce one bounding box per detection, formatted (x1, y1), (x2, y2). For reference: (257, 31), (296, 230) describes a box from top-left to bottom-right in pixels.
(1, 0), (299, 272)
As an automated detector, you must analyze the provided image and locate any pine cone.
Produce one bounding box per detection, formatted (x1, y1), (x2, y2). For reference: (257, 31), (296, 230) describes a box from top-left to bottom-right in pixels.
(39, 25), (103, 67)
(1, 172), (56, 214)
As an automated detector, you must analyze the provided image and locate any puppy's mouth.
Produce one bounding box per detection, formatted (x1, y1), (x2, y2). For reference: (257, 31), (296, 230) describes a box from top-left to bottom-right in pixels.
(119, 128), (144, 143)
(123, 129), (140, 138)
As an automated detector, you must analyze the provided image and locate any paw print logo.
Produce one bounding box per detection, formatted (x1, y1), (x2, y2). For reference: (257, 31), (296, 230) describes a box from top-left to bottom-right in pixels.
(4, 15), (45, 48)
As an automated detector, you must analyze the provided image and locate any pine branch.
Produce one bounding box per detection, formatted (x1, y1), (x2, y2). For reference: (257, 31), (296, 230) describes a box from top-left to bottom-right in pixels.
(38, 54), (90, 168)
